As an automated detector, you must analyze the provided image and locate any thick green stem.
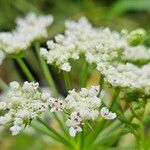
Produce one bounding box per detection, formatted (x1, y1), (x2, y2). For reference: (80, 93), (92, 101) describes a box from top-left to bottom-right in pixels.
(34, 42), (58, 97)
(80, 60), (88, 87)
(0, 79), (9, 91)
(16, 58), (35, 82)
(63, 71), (71, 92)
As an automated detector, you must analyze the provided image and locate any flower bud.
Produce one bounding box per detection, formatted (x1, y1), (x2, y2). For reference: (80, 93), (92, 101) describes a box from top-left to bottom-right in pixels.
(127, 28), (146, 46)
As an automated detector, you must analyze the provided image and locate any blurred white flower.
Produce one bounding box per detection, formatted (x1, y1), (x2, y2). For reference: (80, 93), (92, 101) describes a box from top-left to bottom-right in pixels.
(100, 107), (116, 120)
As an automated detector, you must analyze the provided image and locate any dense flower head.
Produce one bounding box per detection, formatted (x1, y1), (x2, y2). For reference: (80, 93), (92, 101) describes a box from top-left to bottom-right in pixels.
(0, 81), (51, 135)
(0, 12), (53, 55)
(41, 17), (126, 71)
(0, 31), (30, 54)
(16, 12), (53, 42)
(97, 62), (150, 95)
(100, 107), (116, 120)
(64, 86), (116, 136)
(122, 45), (150, 63)
(65, 86), (101, 120)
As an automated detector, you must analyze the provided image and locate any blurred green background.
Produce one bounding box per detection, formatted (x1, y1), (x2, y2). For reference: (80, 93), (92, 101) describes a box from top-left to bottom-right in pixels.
(0, 0), (150, 150)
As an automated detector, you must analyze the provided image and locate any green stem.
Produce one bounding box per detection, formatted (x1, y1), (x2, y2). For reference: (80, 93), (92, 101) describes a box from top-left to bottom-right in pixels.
(80, 60), (88, 87)
(52, 112), (69, 137)
(31, 122), (63, 143)
(110, 88), (120, 111)
(37, 118), (73, 149)
(98, 74), (104, 97)
(16, 58), (35, 81)
(138, 121), (145, 150)
(79, 127), (85, 150)
(83, 118), (105, 149)
(0, 79), (9, 91)
(63, 71), (71, 92)
(34, 42), (58, 97)
(25, 49), (42, 76)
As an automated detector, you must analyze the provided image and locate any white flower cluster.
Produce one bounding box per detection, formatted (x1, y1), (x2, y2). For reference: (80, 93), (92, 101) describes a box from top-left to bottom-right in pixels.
(0, 12), (53, 54)
(16, 12), (53, 42)
(41, 17), (126, 71)
(122, 45), (150, 63)
(40, 33), (80, 72)
(0, 50), (5, 65)
(48, 97), (65, 112)
(0, 81), (51, 135)
(64, 86), (116, 136)
(97, 62), (150, 95)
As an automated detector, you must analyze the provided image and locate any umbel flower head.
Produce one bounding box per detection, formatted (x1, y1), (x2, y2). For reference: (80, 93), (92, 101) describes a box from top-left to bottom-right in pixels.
(0, 81), (51, 135)
(0, 12), (53, 55)
(40, 17), (126, 72)
(16, 12), (54, 42)
(64, 86), (116, 137)
(41, 17), (150, 96)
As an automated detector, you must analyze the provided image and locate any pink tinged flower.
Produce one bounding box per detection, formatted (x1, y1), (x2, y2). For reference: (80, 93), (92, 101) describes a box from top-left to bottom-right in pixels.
(100, 107), (116, 120)
(48, 98), (65, 112)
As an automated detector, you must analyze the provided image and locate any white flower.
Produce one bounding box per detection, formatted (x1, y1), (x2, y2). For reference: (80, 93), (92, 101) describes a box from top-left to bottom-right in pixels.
(88, 85), (100, 96)
(23, 81), (39, 91)
(41, 92), (50, 101)
(40, 48), (48, 58)
(55, 34), (65, 43)
(69, 126), (82, 137)
(0, 102), (7, 110)
(14, 118), (23, 125)
(16, 109), (31, 119)
(0, 13), (53, 54)
(61, 63), (71, 72)
(100, 107), (116, 120)
(48, 98), (65, 112)
(66, 112), (83, 137)
(65, 86), (101, 120)
(79, 88), (88, 97)
(64, 86), (103, 136)
(0, 81), (55, 136)
(10, 125), (23, 136)
(0, 114), (11, 125)
(10, 81), (20, 90)
(47, 40), (55, 49)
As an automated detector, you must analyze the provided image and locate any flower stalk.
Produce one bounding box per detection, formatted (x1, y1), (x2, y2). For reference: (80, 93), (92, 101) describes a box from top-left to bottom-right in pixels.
(62, 71), (71, 92)
(34, 42), (58, 97)
(16, 58), (35, 81)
